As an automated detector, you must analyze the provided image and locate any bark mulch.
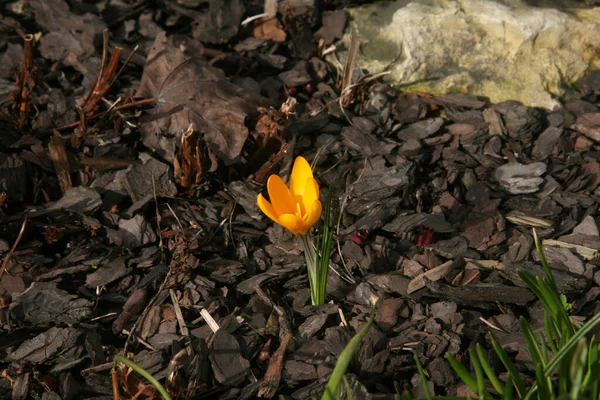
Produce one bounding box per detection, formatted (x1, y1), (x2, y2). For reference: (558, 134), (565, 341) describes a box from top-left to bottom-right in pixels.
(1, 1), (600, 399)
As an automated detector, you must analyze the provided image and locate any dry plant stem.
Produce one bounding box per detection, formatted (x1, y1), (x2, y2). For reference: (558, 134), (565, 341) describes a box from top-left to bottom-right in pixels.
(123, 267), (171, 354)
(340, 30), (358, 110)
(255, 286), (293, 398)
(35, 264), (94, 281)
(0, 213), (28, 280)
(111, 367), (120, 400)
(17, 34), (34, 130)
(81, 362), (114, 376)
(48, 132), (73, 194)
(83, 46), (123, 115)
(169, 289), (189, 337)
(56, 97), (156, 131)
(81, 30), (109, 113)
(76, 28), (138, 143)
(253, 143), (288, 184)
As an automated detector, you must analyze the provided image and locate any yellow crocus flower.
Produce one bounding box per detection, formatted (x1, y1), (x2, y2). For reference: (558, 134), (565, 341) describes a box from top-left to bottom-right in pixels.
(257, 156), (322, 236)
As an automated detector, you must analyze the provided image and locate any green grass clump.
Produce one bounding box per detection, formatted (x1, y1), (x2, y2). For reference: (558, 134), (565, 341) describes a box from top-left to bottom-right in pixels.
(446, 229), (600, 400)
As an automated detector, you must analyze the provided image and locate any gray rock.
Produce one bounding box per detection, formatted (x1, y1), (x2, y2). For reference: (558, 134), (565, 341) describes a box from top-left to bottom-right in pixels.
(494, 162), (547, 194)
(339, 0), (600, 109)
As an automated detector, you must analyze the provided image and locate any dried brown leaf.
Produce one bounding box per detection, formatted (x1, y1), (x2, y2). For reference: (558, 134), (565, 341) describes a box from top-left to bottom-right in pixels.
(136, 33), (269, 165)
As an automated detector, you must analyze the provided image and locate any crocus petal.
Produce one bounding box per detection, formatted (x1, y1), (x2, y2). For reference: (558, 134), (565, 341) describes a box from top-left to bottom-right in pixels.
(303, 200), (322, 229)
(278, 214), (308, 236)
(267, 174), (297, 216)
(301, 177), (320, 214)
(257, 194), (280, 224)
(289, 156), (313, 198)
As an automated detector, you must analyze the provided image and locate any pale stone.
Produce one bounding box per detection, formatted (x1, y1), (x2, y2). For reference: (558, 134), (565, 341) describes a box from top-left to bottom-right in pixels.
(338, 0), (600, 109)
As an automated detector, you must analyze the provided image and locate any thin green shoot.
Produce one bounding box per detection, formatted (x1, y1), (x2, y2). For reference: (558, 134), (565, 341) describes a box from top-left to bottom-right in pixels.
(321, 301), (376, 400)
(113, 355), (172, 400)
(302, 185), (334, 305)
(414, 354), (433, 400)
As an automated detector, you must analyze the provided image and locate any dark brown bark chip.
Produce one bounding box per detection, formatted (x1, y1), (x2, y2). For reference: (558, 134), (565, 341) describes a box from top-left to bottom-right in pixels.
(397, 117), (444, 141)
(6, 326), (82, 364)
(375, 298), (405, 332)
(283, 360), (318, 383)
(298, 313), (329, 340)
(7, 283), (93, 327)
(279, 60), (312, 87)
(209, 329), (250, 386)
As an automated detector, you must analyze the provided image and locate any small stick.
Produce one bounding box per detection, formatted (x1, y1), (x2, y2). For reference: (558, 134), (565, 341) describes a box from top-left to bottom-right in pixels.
(255, 286), (293, 398)
(199, 308), (220, 333)
(123, 268), (171, 354)
(55, 97), (156, 132)
(121, 329), (157, 351)
(81, 362), (114, 376)
(81, 30), (110, 113)
(340, 30), (359, 110)
(74, 29), (138, 146)
(111, 366), (121, 400)
(0, 213), (28, 280)
(35, 264), (94, 281)
(16, 34), (35, 129)
(169, 289), (189, 337)
(48, 132), (72, 194)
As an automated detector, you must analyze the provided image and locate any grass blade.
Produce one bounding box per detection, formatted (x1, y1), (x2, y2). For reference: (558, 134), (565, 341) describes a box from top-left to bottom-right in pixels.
(489, 333), (526, 397)
(321, 303), (375, 400)
(544, 312), (600, 379)
(519, 317), (546, 367)
(469, 348), (491, 399)
(446, 353), (478, 393)
(114, 355), (172, 400)
(534, 363), (551, 400)
(503, 375), (514, 400)
(524, 311), (600, 400)
(569, 339), (588, 400)
(543, 313), (559, 354)
(414, 354), (433, 400)
(476, 343), (504, 396)
(317, 185), (334, 305)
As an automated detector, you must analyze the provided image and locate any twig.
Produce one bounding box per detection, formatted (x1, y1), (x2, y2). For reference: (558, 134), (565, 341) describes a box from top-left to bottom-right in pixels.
(255, 286), (293, 398)
(111, 365), (121, 400)
(199, 308), (220, 333)
(166, 203), (183, 231)
(169, 289), (189, 337)
(339, 29), (359, 122)
(73, 29), (138, 146)
(0, 213), (28, 280)
(241, 13), (270, 26)
(48, 132), (72, 194)
(152, 173), (163, 249)
(121, 329), (157, 351)
(81, 361), (114, 376)
(81, 30), (128, 116)
(123, 268), (171, 354)
(35, 264), (94, 281)
(55, 97), (156, 131)
(15, 34), (35, 130)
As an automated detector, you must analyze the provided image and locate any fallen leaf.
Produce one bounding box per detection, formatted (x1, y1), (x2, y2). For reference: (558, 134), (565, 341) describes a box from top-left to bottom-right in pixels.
(136, 32), (270, 165)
